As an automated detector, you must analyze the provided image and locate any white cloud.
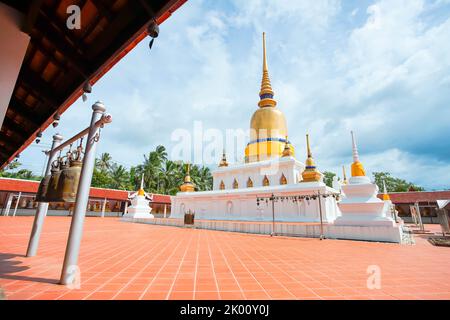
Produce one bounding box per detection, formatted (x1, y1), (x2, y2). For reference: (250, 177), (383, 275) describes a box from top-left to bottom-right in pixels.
(17, 0), (450, 190)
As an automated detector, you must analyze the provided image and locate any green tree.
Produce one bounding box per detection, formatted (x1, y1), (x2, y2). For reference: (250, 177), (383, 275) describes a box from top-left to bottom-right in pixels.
(322, 171), (336, 188)
(373, 172), (424, 192)
(0, 161), (42, 181)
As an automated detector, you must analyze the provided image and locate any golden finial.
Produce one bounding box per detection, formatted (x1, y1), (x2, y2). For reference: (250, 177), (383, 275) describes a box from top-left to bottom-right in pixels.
(301, 134), (322, 182)
(219, 149), (228, 167)
(258, 32), (277, 108)
(350, 131), (366, 177)
(137, 173), (145, 196)
(180, 163), (195, 192)
(282, 136), (294, 157)
(342, 165), (348, 185)
(382, 180), (390, 201)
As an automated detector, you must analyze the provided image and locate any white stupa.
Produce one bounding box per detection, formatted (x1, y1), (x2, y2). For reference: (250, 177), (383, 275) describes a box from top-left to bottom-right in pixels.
(123, 174), (154, 219)
(333, 131), (402, 242)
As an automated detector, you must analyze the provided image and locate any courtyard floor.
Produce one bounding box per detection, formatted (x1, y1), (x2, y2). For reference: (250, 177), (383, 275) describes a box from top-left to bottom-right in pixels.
(0, 216), (449, 300)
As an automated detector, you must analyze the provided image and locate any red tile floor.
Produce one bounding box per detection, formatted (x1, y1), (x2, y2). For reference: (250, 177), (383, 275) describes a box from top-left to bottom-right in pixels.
(0, 216), (449, 300)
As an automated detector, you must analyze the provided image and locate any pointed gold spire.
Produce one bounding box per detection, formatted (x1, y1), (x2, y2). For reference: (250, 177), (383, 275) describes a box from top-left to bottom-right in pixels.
(382, 180), (390, 201)
(282, 136), (294, 157)
(350, 131), (366, 177)
(180, 163), (195, 192)
(301, 134), (322, 182)
(342, 165), (348, 185)
(137, 173), (145, 196)
(258, 32), (277, 108)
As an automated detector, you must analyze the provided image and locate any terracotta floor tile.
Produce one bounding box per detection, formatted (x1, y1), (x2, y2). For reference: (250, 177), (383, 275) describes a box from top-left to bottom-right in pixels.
(1, 217), (449, 301)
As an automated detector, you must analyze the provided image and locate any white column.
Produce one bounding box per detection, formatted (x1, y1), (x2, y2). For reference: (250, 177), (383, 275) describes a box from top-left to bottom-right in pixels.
(12, 192), (21, 217)
(163, 204), (167, 218)
(4, 193), (13, 216)
(101, 198), (106, 218)
(124, 201), (128, 215)
(0, 3), (30, 126)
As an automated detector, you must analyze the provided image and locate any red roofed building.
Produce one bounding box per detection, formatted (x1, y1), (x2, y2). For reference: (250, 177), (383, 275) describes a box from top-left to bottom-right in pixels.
(0, 177), (170, 217)
(377, 190), (450, 224)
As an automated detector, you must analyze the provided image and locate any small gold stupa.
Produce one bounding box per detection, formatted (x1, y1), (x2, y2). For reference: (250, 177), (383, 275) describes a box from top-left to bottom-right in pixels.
(218, 150), (228, 167)
(382, 180), (390, 201)
(301, 134), (322, 182)
(342, 165), (348, 185)
(180, 163), (195, 192)
(282, 136), (294, 158)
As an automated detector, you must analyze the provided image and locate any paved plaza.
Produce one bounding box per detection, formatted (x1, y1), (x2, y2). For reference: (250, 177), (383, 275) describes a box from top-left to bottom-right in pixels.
(0, 216), (449, 300)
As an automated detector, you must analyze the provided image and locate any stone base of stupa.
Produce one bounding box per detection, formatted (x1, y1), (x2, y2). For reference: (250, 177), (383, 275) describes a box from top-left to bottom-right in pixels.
(333, 176), (402, 242)
(122, 210), (154, 219)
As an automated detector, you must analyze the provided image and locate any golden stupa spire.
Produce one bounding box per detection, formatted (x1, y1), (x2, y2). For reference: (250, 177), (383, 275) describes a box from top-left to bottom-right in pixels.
(301, 134), (322, 182)
(282, 136), (294, 157)
(137, 173), (145, 196)
(342, 165), (348, 185)
(258, 32), (277, 108)
(219, 149), (228, 167)
(350, 131), (366, 177)
(180, 163), (195, 192)
(382, 180), (390, 201)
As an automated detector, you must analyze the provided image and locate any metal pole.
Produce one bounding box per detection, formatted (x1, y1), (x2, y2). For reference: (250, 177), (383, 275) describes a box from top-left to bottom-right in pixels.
(271, 193), (275, 237)
(318, 191), (324, 240)
(26, 134), (63, 256)
(60, 101), (106, 285)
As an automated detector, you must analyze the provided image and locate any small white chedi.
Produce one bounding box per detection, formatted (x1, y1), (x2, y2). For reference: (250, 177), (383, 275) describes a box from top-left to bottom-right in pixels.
(122, 174), (154, 219)
(332, 132), (402, 242)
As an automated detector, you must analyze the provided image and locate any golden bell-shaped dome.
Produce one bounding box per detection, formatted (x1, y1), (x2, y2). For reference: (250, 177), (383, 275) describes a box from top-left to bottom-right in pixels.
(245, 33), (292, 163)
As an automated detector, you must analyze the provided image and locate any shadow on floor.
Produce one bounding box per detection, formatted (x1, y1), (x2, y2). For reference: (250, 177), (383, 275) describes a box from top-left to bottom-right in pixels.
(0, 253), (59, 284)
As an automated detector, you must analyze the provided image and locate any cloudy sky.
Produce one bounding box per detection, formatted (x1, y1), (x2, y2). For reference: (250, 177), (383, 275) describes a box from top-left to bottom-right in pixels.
(19, 0), (450, 190)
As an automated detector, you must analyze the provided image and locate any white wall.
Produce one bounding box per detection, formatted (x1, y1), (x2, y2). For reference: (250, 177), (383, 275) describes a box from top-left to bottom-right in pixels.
(0, 3), (30, 126)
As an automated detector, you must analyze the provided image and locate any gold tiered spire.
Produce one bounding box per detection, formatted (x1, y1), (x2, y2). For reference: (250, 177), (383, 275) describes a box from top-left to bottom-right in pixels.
(218, 150), (228, 167)
(342, 165), (348, 185)
(258, 32), (277, 108)
(137, 174), (145, 196)
(382, 180), (391, 201)
(301, 134), (322, 182)
(180, 163), (195, 192)
(350, 131), (366, 177)
(282, 136), (294, 157)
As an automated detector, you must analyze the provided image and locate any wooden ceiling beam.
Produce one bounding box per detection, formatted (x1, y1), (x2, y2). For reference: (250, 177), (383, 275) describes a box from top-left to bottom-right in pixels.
(1, 117), (30, 139)
(23, 0), (44, 34)
(9, 98), (45, 126)
(91, 0), (114, 21)
(34, 18), (92, 78)
(20, 66), (63, 108)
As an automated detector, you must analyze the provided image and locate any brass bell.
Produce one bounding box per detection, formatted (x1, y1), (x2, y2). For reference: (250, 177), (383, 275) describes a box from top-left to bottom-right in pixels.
(58, 146), (83, 203)
(46, 157), (64, 202)
(35, 173), (51, 202)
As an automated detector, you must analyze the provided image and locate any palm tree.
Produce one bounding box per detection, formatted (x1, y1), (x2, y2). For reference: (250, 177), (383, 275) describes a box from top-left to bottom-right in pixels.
(97, 152), (112, 172)
(109, 164), (130, 190)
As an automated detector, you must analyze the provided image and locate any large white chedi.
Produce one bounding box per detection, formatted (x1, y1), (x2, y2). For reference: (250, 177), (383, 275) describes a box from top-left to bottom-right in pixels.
(122, 175), (154, 219)
(170, 33), (402, 243)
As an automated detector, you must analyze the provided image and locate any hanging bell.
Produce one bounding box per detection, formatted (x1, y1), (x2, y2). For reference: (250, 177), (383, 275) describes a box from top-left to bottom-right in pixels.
(59, 147), (83, 203)
(54, 151), (72, 202)
(46, 158), (62, 202)
(35, 173), (51, 202)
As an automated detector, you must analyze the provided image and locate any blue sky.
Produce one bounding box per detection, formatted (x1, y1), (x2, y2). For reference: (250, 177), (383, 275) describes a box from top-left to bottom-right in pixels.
(18, 0), (450, 190)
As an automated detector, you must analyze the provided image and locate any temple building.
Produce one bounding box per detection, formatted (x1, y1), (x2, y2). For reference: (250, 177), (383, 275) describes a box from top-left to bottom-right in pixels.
(170, 33), (340, 224)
